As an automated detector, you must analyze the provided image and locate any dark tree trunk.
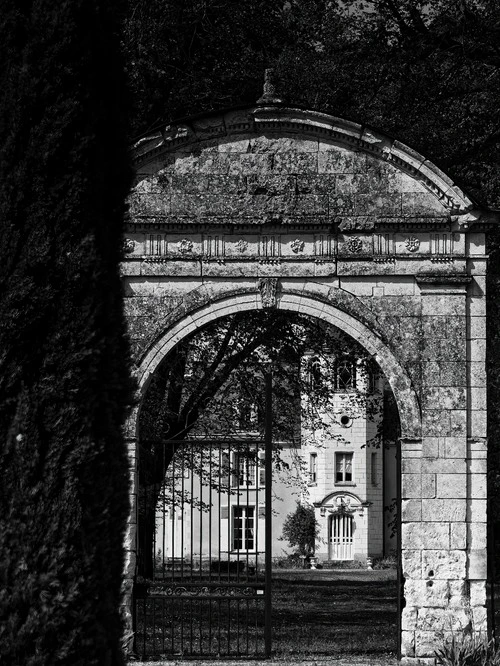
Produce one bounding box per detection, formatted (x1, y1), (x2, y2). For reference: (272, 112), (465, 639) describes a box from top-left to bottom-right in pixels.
(0, 2), (133, 664)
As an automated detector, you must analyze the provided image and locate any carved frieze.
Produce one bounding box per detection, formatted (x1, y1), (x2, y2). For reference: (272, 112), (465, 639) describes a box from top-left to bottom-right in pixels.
(405, 236), (420, 252)
(290, 239), (305, 254)
(123, 238), (136, 254)
(346, 236), (363, 253)
(203, 235), (225, 260)
(123, 228), (467, 273)
(178, 238), (194, 254)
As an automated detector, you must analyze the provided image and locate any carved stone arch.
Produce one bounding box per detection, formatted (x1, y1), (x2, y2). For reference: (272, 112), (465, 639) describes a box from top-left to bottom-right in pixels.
(136, 281), (402, 371)
(133, 285), (421, 440)
(317, 490), (363, 508)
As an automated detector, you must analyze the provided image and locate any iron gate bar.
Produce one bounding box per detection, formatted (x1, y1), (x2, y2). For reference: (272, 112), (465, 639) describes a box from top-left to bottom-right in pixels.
(136, 422), (272, 660)
(264, 372), (272, 658)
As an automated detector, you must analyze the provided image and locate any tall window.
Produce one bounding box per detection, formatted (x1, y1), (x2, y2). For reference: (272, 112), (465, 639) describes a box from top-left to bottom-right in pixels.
(335, 452), (353, 483)
(366, 367), (375, 393)
(371, 452), (378, 486)
(336, 360), (355, 391)
(309, 453), (317, 484)
(232, 452), (257, 487)
(233, 506), (255, 550)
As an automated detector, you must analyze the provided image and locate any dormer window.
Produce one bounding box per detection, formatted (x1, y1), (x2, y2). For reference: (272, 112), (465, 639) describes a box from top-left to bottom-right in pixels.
(239, 400), (260, 430)
(308, 356), (323, 389)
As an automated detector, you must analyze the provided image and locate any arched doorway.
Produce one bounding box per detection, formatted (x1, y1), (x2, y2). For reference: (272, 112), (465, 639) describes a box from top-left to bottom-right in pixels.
(123, 100), (492, 663)
(124, 288), (416, 659)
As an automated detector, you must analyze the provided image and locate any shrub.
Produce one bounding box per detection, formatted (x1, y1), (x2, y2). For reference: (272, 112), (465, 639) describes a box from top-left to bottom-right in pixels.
(272, 554), (304, 569)
(373, 554), (398, 570)
(281, 503), (319, 558)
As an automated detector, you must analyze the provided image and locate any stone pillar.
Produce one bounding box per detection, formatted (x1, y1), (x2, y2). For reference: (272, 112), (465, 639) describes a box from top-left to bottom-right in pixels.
(401, 275), (478, 665)
(466, 244), (488, 631)
(400, 436), (425, 663)
(121, 412), (139, 656)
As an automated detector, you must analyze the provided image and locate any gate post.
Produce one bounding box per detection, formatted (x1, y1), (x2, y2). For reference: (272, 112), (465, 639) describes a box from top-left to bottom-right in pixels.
(400, 436), (423, 661)
(400, 272), (488, 664)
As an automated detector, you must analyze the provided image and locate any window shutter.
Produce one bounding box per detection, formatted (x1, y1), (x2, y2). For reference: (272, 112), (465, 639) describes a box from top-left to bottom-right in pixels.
(258, 451), (266, 487)
(258, 506), (266, 519)
(221, 452), (230, 488)
(221, 505), (229, 520)
(232, 452), (240, 488)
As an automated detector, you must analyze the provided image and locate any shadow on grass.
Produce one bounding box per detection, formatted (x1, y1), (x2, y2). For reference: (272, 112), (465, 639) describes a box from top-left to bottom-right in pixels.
(272, 570), (398, 658)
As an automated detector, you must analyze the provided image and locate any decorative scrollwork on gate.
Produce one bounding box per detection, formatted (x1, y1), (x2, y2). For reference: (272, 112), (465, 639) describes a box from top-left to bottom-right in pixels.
(151, 584), (257, 597)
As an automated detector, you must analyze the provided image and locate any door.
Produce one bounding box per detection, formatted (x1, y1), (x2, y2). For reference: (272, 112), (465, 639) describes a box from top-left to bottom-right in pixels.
(329, 513), (354, 560)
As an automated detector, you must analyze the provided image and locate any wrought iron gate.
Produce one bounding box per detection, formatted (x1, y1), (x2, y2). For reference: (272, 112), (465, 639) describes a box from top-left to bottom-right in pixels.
(134, 377), (273, 660)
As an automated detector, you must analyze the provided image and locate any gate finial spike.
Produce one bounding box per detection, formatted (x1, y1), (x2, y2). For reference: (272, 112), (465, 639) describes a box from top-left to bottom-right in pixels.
(257, 68), (283, 105)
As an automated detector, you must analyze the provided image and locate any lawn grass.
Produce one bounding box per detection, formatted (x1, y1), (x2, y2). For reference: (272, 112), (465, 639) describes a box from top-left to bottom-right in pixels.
(271, 569), (398, 659)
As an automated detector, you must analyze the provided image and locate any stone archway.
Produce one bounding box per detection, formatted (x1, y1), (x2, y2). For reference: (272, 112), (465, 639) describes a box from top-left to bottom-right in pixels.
(124, 286), (417, 656)
(134, 285), (421, 436)
(122, 100), (496, 663)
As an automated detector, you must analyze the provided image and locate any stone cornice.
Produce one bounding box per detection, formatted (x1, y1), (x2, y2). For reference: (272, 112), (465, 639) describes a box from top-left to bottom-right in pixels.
(415, 274), (473, 284)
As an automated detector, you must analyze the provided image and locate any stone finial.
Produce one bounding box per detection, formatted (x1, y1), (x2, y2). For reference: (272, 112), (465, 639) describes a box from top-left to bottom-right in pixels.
(257, 68), (283, 105)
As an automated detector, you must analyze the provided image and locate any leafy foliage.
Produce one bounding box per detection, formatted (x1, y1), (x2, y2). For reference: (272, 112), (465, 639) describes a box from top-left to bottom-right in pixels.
(281, 503), (320, 558)
(435, 633), (500, 666)
(122, 0), (500, 207)
(121, 0), (291, 137)
(0, 2), (133, 664)
(140, 310), (378, 446)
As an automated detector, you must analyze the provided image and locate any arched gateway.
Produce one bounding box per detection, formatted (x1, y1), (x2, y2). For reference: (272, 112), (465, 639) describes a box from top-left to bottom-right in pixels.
(122, 99), (497, 664)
